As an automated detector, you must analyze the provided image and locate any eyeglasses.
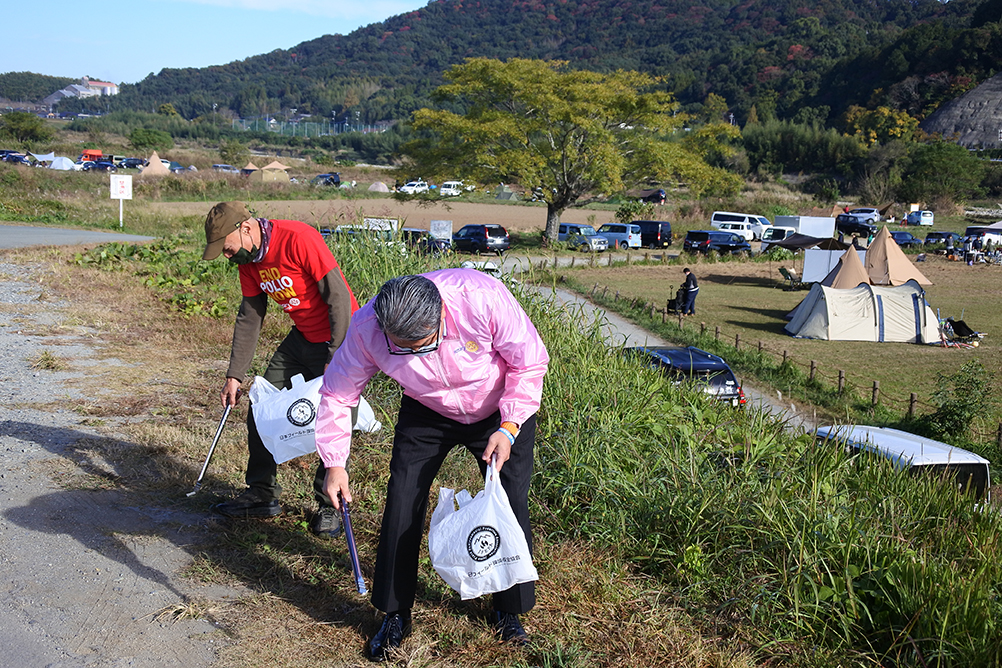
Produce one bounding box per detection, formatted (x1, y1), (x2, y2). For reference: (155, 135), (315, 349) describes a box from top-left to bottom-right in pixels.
(384, 322), (441, 356)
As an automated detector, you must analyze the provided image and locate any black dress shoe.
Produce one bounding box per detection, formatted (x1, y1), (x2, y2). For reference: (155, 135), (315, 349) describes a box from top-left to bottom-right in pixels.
(369, 611), (411, 662)
(494, 611), (529, 646)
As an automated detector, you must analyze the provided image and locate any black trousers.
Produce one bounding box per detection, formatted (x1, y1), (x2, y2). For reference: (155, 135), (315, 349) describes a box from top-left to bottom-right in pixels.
(245, 327), (333, 508)
(371, 395), (536, 615)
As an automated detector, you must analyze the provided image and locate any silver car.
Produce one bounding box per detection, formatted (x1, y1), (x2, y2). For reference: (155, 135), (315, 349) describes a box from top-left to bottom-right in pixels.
(558, 223), (608, 252)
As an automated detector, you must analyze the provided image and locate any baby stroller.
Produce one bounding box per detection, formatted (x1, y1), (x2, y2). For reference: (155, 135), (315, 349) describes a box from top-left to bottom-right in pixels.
(667, 285), (685, 315)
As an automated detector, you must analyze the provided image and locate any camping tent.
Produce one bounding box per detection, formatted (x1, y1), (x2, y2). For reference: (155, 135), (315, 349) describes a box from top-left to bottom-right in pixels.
(820, 248), (870, 289)
(248, 160), (290, 183)
(29, 152), (55, 163)
(368, 181), (390, 193)
(139, 151), (170, 177)
(48, 157), (74, 171)
(785, 279), (940, 343)
(242, 161), (259, 174)
(865, 226), (931, 285)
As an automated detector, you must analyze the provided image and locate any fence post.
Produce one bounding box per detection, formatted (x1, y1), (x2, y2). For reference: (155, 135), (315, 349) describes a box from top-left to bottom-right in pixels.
(909, 393), (917, 418)
(602, 286), (608, 299)
(782, 350), (788, 365)
(701, 322), (706, 336)
(872, 381), (880, 406)
(626, 253), (631, 265)
(715, 325), (721, 341)
(838, 370), (845, 393)
(590, 253), (596, 267)
(650, 304), (656, 320)
(644, 252), (650, 263)
(662, 309), (667, 324)
(809, 360), (816, 381)
(553, 253), (558, 269)
(735, 333), (740, 350)
(608, 253), (613, 267)
(570, 256), (576, 268)
(615, 290), (620, 301)
(590, 283), (598, 296)
(758, 341), (763, 354)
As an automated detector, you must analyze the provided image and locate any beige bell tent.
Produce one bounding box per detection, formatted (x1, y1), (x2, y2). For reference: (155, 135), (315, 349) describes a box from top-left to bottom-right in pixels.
(785, 279), (940, 343)
(248, 160), (290, 184)
(820, 248), (870, 289)
(139, 151), (170, 177)
(865, 227), (931, 286)
(368, 181), (390, 193)
(242, 161), (259, 173)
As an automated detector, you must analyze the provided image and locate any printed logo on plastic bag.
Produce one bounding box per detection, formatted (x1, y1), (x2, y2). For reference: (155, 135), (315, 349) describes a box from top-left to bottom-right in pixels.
(467, 525), (500, 561)
(287, 398), (316, 427)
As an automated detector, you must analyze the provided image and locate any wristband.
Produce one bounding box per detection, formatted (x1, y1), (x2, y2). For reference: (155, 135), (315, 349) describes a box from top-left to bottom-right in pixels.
(500, 421), (520, 437)
(496, 428), (515, 445)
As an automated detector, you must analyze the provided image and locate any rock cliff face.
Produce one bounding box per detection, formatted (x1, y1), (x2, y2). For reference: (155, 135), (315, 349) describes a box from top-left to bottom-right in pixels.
(921, 73), (1002, 148)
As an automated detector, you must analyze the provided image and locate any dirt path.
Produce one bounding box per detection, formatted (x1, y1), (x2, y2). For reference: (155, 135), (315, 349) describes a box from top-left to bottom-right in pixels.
(0, 260), (247, 667)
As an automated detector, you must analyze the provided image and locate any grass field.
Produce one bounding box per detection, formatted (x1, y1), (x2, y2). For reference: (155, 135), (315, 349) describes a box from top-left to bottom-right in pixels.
(560, 251), (1001, 420)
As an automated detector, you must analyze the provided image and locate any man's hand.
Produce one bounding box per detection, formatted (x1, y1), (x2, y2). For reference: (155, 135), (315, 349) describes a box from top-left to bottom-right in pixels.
(324, 466), (351, 509)
(221, 377), (242, 408)
(483, 430), (512, 472)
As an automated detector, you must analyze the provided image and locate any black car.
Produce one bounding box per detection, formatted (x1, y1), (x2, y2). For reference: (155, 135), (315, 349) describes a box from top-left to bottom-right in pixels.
(633, 220), (672, 249)
(83, 161), (117, 172)
(683, 230), (751, 255)
(835, 214), (878, 237)
(924, 231), (963, 246)
(626, 346), (746, 407)
(452, 224), (510, 255)
(117, 157), (146, 169)
(310, 172), (341, 187)
(890, 230), (922, 248)
(2, 153), (31, 165)
(400, 227), (451, 255)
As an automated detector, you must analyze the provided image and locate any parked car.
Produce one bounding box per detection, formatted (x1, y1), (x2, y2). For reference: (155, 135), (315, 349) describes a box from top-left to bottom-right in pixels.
(439, 180), (470, 197)
(398, 180), (429, 194)
(906, 210), (935, 226)
(452, 224), (510, 255)
(710, 211), (772, 240)
(632, 220), (672, 248)
(848, 207), (881, 224)
(2, 153), (31, 166)
(558, 223), (608, 252)
(212, 163), (241, 174)
(400, 227), (451, 255)
(83, 161), (117, 172)
(310, 172), (341, 186)
(712, 221), (755, 241)
(835, 214), (878, 237)
(683, 230), (752, 255)
(117, 157), (146, 169)
(626, 346), (746, 407)
(596, 223), (641, 250)
(924, 231), (963, 246)
(890, 230), (922, 248)
(815, 425), (991, 500)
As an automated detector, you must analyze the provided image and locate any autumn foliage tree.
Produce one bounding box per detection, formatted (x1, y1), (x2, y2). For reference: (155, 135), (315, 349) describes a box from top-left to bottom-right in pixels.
(406, 58), (741, 240)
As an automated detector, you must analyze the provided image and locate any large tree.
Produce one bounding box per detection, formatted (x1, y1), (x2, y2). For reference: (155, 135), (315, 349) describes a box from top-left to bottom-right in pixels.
(406, 58), (741, 240)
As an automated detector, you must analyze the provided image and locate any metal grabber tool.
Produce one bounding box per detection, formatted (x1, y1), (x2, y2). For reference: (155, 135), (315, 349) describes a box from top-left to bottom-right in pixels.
(187, 403), (233, 497)
(340, 492), (368, 595)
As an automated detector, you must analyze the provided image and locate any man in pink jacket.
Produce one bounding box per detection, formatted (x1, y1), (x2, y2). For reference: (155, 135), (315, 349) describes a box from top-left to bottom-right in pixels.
(315, 268), (549, 661)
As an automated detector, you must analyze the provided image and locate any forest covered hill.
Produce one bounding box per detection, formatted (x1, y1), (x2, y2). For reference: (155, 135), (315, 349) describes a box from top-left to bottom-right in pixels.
(10, 0), (1002, 130)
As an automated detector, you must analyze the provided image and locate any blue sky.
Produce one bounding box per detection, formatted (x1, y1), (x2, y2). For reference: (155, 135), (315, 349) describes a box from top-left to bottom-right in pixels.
(3, 0), (429, 85)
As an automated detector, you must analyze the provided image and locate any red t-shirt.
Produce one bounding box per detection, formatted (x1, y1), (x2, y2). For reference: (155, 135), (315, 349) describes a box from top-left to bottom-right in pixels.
(238, 219), (358, 343)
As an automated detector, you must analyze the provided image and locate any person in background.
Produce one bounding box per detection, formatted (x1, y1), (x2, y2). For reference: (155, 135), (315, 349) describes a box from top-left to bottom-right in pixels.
(681, 267), (699, 316)
(314, 269), (549, 661)
(201, 201), (358, 538)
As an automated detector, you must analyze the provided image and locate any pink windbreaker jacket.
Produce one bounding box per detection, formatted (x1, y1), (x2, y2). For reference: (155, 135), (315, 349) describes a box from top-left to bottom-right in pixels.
(315, 268), (549, 469)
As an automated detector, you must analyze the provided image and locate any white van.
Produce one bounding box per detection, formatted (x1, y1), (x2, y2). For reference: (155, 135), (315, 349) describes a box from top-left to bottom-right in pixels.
(815, 425), (991, 500)
(710, 211), (772, 240)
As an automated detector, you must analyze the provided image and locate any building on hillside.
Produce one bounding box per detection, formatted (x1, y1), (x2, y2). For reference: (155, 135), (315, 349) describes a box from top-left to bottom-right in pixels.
(920, 72), (1002, 148)
(43, 77), (119, 108)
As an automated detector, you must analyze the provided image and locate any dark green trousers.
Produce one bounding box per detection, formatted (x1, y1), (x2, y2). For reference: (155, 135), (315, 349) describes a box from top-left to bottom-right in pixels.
(245, 327), (333, 508)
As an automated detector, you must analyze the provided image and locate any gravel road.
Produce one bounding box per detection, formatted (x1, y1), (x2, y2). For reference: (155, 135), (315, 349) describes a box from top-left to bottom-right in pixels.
(0, 260), (244, 668)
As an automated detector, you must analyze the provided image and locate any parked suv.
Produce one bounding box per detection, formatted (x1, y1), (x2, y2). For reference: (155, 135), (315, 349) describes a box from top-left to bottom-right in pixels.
(632, 220), (672, 248)
(835, 214), (877, 237)
(558, 223), (608, 252)
(596, 223), (641, 250)
(924, 231), (962, 246)
(710, 211), (772, 239)
(452, 224), (510, 255)
(683, 230), (752, 255)
(626, 346), (746, 407)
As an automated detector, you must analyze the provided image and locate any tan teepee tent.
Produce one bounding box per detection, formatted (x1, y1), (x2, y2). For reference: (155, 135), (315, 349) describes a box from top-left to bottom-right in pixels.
(865, 227), (932, 286)
(820, 248), (871, 289)
(138, 151), (170, 177)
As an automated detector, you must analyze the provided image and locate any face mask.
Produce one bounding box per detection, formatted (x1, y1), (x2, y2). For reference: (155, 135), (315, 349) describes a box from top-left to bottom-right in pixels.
(228, 245), (259, 265)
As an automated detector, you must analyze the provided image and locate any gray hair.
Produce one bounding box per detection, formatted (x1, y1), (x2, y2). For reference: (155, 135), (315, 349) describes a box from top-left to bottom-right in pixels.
(372, 275), (442, 340)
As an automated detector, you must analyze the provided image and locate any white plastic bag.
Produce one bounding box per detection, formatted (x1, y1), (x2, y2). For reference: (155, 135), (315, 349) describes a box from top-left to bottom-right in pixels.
(427, 461), (538, 600)
(250, 374), (381, 464)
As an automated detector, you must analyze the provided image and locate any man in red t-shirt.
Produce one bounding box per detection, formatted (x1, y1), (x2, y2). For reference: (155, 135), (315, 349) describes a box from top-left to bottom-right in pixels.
(201, 201), (359, 537)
